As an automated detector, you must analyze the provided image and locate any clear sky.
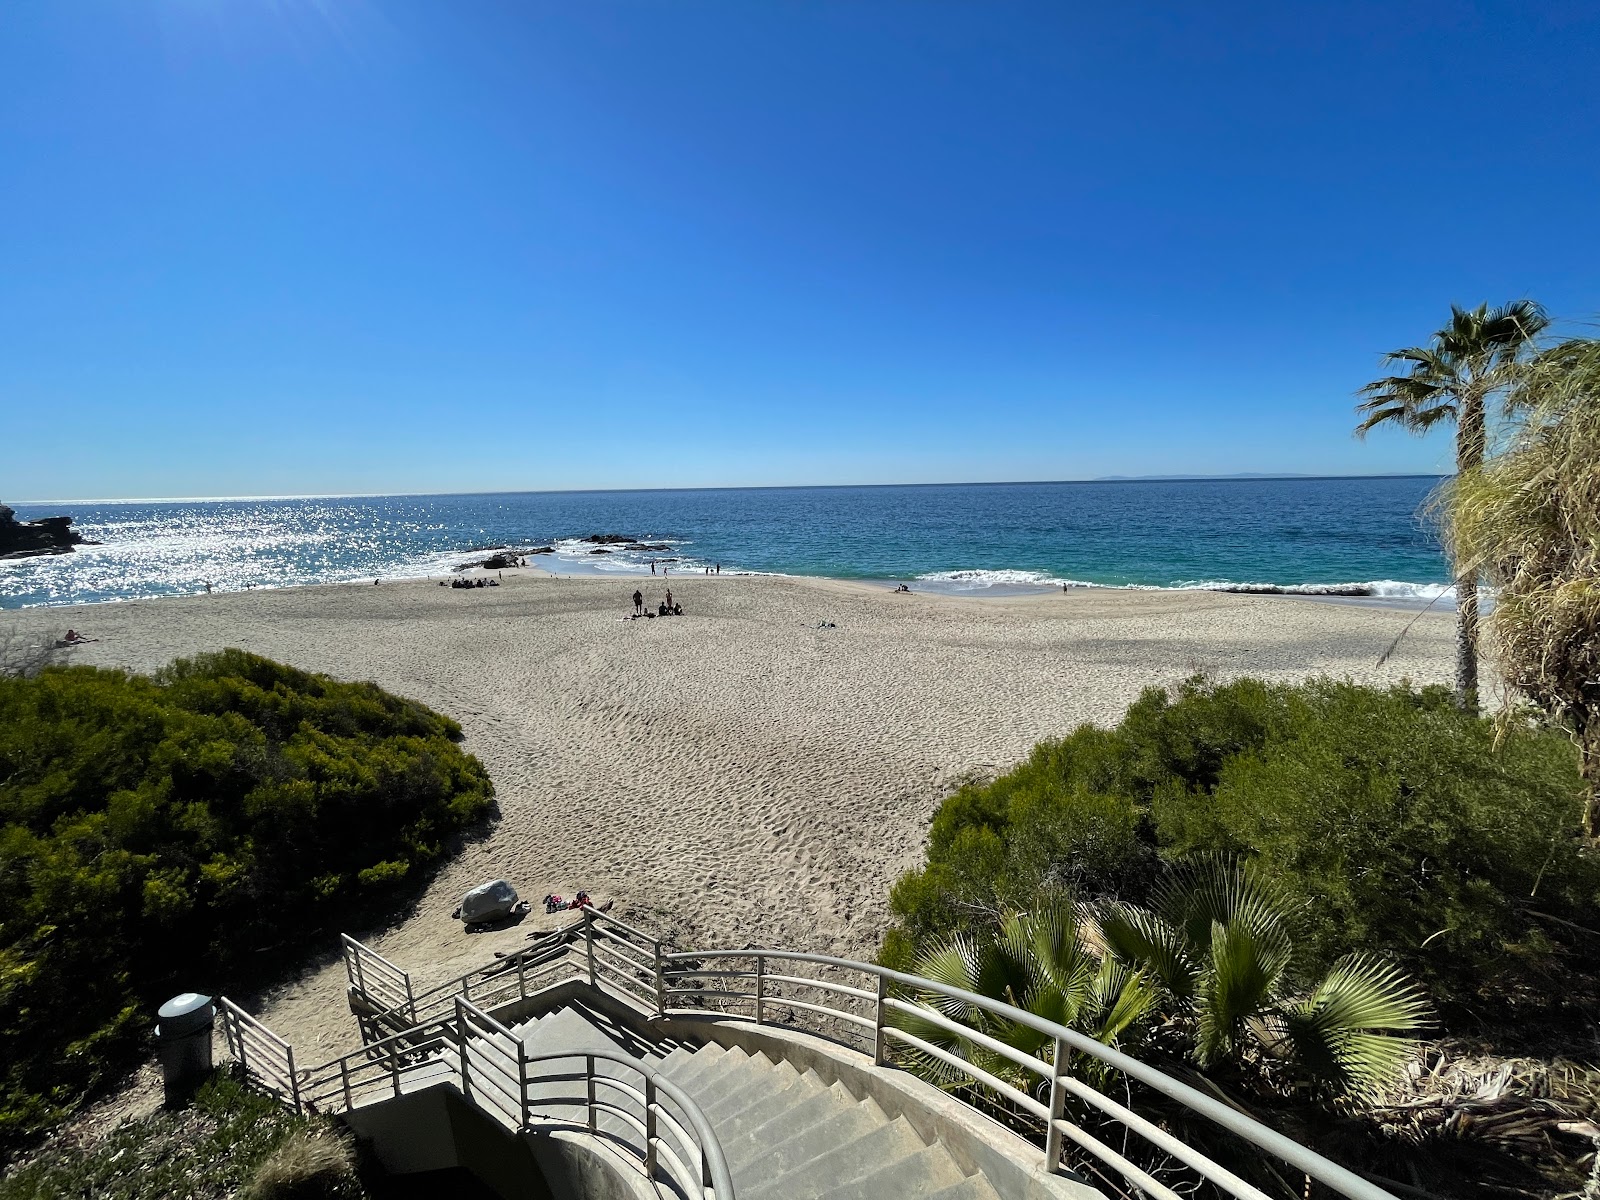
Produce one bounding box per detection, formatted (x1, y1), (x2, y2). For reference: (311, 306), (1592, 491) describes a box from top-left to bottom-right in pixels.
(4, 1), (1596, 502)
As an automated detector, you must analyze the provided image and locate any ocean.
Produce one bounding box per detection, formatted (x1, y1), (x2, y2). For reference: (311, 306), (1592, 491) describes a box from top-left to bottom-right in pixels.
(2, 477), (1451, 610)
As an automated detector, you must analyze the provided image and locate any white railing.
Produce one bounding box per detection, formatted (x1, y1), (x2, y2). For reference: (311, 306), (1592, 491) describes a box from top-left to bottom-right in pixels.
(263, 906), (1402, 1200)
(657, 945), (1396, 1200)
(344, 914), (594, 1036)
(285, 995), (734, 1200)
(219, 996), (301, 1113)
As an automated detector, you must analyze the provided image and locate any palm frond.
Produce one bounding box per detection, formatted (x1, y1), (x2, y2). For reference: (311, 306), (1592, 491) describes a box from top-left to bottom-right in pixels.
(1151, 853), (1291, 962)
(1095, 901), (1196, 1000)
(1195, 918), (1291, 1065)
(1273, 953), (1432, 1098)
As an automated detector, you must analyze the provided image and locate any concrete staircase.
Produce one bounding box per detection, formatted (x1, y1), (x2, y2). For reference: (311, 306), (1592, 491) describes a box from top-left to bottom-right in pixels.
(657, 1042), (1001, 1200)
(496, 1000), (1002, 1199)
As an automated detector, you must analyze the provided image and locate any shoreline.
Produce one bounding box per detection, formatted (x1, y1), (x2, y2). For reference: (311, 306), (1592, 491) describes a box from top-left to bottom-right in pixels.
(2, 557), (1454, 615)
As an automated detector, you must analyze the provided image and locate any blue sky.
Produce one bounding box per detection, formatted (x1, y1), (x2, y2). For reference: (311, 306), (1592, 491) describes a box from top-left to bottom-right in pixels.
(4, 1), (1596, 501)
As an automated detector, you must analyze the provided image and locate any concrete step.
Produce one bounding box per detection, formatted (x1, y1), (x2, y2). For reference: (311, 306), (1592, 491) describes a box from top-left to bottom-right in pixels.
(741, 1116), (926, 1200)
(926, 1175), (1005, 1200)
(726, 1090), (882, 1179)
(698, 1056), (784, 1120)
(707, 1068), (819, 1139)
(813, 1143), (968, 1200)
(660, 1043), (731, 1092)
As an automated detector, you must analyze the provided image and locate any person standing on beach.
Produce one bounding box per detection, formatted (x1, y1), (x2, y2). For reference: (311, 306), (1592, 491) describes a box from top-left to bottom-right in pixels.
(632, 589), (644, 616)
(665, 588), (673, 612)
(650, 560), (656, 574)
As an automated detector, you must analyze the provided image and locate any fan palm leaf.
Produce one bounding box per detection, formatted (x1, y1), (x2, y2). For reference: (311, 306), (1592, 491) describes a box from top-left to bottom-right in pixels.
(1272, 954), (1431, 1099)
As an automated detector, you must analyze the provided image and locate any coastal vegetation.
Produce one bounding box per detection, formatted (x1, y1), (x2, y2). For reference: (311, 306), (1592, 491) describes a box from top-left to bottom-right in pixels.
(893, 859), (1431, 1099)
(1449, 335), (1600, 833)
(881, 675), (1600, 1194)
(1356, 299), (1550, 708)
(0, 1069), (366, 1200)
(883, 675), (1595, 1030)
(0, 650), (494, 1150)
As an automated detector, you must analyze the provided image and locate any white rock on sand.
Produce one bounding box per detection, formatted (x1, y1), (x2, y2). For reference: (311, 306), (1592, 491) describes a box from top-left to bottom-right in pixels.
(8, 570), (1452, 1058)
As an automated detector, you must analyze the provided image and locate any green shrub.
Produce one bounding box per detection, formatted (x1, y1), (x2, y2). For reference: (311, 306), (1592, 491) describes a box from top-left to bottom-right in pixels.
(885, 676), (1598, 1035)
(0, 650), (494, 1148)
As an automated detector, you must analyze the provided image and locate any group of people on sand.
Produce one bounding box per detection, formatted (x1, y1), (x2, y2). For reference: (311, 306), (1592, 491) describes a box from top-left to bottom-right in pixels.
(650, 560), (721, 576)
(630, 587), (683, 619)
(443, 576), (500, 590)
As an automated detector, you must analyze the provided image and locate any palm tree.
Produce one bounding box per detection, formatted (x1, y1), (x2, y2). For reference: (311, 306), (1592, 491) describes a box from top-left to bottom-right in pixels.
(895, 862), (1430, 1102)
(1096, 857), (1430, 1099)
(1356, 301), (1550, 708)
(894, 900), (1159, 1096)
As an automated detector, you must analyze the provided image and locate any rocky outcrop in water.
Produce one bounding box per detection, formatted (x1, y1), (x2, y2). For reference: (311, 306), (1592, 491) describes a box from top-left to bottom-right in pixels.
(0, 505), (88, 560)
(583, 533), (636, 545)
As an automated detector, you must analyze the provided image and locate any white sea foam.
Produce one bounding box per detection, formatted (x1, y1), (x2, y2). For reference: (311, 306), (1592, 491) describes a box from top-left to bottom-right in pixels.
(915, 569), (1452, 602)
(916, 568), (1093, 587)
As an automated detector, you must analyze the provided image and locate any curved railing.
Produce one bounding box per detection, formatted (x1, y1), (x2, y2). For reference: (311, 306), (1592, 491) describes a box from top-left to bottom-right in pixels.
(290, 993), (734, 1200)
(652, 941), (1396, 1200)
(315, 906), (1403, 1200)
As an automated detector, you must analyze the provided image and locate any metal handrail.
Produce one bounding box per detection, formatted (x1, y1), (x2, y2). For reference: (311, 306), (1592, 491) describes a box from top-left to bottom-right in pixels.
(659, 946), (1397, 1200)
(309, 904), (1397, 1200)
(218, 997), (301, 1112)
(282, 992), (734, 1200)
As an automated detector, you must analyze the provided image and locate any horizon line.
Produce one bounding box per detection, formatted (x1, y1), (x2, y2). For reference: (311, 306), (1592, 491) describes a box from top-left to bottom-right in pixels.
(10, 472), (1449, 508)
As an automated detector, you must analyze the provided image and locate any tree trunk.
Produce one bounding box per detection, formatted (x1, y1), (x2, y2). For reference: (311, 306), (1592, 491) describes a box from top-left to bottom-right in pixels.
(1454, 575), (1479, 709)
(1454, 392), (1488, 711)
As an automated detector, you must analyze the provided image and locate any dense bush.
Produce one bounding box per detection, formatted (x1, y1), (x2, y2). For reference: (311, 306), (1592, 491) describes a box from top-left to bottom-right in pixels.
(0, 650), (494, 1146)
(884, 677), (1599, 1035)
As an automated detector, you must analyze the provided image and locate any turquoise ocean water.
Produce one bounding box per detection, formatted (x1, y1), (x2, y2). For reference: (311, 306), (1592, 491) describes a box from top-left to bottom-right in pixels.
(3, 477), (1450, 610)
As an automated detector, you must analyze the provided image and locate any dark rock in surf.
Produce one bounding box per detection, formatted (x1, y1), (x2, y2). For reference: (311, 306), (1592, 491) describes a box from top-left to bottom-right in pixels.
(0, 505), (90, 560)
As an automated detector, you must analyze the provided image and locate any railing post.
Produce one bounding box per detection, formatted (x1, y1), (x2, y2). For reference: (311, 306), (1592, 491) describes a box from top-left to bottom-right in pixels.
(645, 1075), (658, 1176)
(349, 941), (368, 1001)
(584, 909), (598, 988)
(653, 941), (666, 1018)
(232, 1010), (249, 1079)
(286, 1044), (302, 1114)
(340, 1058), (353, 1110)
(517, 950), (527, 999)
(456, 999), (472, 1102)
(873, 973), (890, 1065)
(517, 1036), (529, 1129)
(404, 972), (417, 1025)
(1043, 1034), (1068, 1171)
(585, 1054), (597, 1132)
(755, 955), (766, 1024)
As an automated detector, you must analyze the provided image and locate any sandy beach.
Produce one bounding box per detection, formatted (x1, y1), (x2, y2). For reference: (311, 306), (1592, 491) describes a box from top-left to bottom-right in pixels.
(7, 570), (1453, 1060)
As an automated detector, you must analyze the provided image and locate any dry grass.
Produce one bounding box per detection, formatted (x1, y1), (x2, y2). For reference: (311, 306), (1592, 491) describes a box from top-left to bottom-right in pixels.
(1368, 1047), (1600, 1198)
(241, 1128), (360, 1200)
(1446, 336), (1600, 831)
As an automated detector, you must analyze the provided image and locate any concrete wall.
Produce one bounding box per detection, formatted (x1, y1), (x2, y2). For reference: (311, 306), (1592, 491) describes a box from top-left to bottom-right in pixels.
(341, 1082), (657, 1200)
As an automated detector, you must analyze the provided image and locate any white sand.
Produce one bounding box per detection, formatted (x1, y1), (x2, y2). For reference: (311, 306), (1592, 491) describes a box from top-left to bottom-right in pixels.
(8, 571), (1452, 1059)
